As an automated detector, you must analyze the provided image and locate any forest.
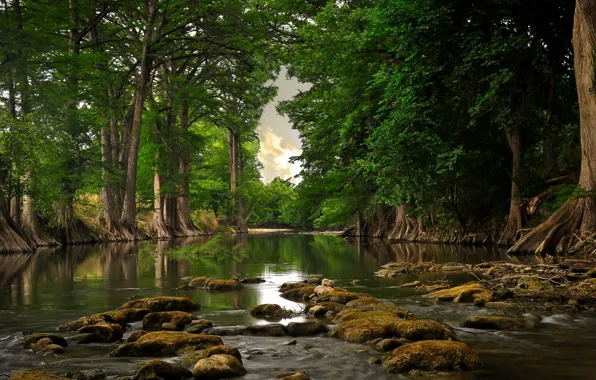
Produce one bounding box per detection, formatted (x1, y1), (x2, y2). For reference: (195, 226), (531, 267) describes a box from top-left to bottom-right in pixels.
(1, 0), (595, 257)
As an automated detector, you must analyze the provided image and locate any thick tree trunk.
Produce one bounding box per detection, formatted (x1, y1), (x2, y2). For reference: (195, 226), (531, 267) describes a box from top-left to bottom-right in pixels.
(388, 204), (408, 240)
(499, 126), (526, 245)
(510, 1), (596, 254)
(177, 101), (199, 234)
(120, 0), (157, 236)
(150, 171), (171, 239)
(227, 129), (247, 232)
(0, 162), (30, 253)
(10, 196), (21, 228)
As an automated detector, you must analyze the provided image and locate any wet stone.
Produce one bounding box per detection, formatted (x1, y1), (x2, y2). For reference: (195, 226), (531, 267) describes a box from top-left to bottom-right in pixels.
(9, 370), (69, 380)
(133, 359), (192, 380)
(382, 341), (481, 373)
(118, 296), (201, 312)
(192, 354), (247, 379)
(276, 372), (311, 380)
(285, 321), (329, 337)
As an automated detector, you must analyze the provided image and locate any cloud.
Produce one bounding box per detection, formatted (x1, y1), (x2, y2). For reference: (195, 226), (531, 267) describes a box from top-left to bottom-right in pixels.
(257, 126), (302, 183)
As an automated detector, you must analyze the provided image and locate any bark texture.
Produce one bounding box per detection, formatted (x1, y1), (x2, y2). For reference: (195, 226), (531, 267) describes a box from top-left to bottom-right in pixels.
(499, 126), (526, 245)
(510, 1), (596, 254)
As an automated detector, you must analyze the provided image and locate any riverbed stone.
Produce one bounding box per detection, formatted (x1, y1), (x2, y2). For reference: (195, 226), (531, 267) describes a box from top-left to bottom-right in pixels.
(66, 369), (107, 380)
(192, 354), (247, 379)
(204, 279), (243, 291)
(9, 370), (69, 380)
(423, 283), (493, 303)
(180, 344), (242, 366)
(279, 282), (312, 292)
(250, 304), (292, 319)
(280, 285), (317, 301)
(58, 315), (107, 331)
(376, 338), (410, 351)
(98, 308), (150, 325)
(77, 322), (124, 343)
(382, 341), (481, 373)
(29, 338), (66, 354)
(285, 321), (328, 336)
(245, 323), (287, 336)
(24, 333), (68, 350)
(118, 297), (201, 312)
(276, 372), (310, 380)
(109, 331), (223, 357)
(187, 324), (212, 334)
(133, 359), (192, 380)
(202, 326), (247, 336)
(142, 311), (195, 331)
(314, 290), (373, 304)
(331, 310), (456, 344)
(344, 298), (416, 318)
(463, 315), (535, 330)
(307, 302), (346, 317)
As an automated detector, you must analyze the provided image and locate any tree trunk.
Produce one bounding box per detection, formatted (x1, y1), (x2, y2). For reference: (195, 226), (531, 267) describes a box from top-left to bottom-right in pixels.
(10, 196), (21, 228)
(388, 204), (408, 240)
(150, 170), (171, 239)
(227, 129), (247, 232)
(510, 1), (596, 254)
(120, 0), (157, 236)
(499, 126), (526, 245)
(177, 101), (199, 234)
(0, 159), (30, 253)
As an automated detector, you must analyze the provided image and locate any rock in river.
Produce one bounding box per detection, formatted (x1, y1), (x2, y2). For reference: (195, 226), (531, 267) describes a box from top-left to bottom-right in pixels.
(285, 321), (328, 337)
(180, 344), (242, 366)
(133, 359), (192, 380)
(423, 283), (493, 304)
(382, 341), (481, 373)
(463, 315), (535, 330)
(193, 354), (247, 379)
(142, 311), (195, 331)
(118, 296), (201, 312)
(109, 331), (223, 357)
(24, 333), (68, 351)
(277, 372), (310, 380)
(250, 304), (292, 320)
(9, 370), (69, 380)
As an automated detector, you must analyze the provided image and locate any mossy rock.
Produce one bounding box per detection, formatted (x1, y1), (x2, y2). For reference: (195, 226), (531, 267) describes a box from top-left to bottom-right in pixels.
(98, 308), (150, 325)
(423, 283), (493, 303)
(189, 276), (211, 288)
(566, 278), (596, 305)
(306, 302), (346, 317)
(250, 304), (292, 320)
(376, 338), (410, 352)
(133, 359), (192, 380)
(24, 334), (67, 350)
(245, 324), (286, 337)
(204, 279), (243, 291)
(344, 298), (416, 318)
(9, 370), (68, 380)
(280, 286), (317, 301)
(192, 354), (247, 379)
(109, 331), (223, 357)
(128, 330), (149, 343)
(28, 338), (66, 354)
(285, 321), (328, 337)
(240, 277), (265, 284)
(58, 315), (106, 331)
(77, 322), (124, 343)
(279, 282), (312, 292)
(276, 372), (310, 380)
(314, 290), (373, 304)
(142, 311), (195, 331)
(382, 341), (481, 373)
(180, 345), (242, 366)
(118, 297), (201, 312)
(331, 311), (456, 344)
(463, 315), (533, 330)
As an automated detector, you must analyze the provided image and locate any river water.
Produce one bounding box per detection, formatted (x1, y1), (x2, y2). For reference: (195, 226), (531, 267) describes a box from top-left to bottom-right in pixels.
(0, 233), (595, 379)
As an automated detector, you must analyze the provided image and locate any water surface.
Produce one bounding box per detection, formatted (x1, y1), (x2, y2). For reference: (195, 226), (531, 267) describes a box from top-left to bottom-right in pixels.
(0, 234), (595, 379)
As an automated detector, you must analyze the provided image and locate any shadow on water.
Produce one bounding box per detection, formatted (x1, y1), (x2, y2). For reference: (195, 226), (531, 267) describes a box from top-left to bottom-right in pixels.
(0, 234), (594, 379)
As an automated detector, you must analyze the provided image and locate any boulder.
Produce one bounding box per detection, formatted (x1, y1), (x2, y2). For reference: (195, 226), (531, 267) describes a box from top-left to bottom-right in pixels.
(24, 334), (67, 350)
(314, 290), (373, 304)
(280, 286), (317, 301)
(423, 283), (493, 303)
(344, 298), (416, 318)
(187, 324), (212, 334)
(382, 341), (481, 373)
(307, 302), (345, 317)
(180, 345), (242, 366)
(58, 315), (106, 331)
(109, 331), (223, 357)
(304, 277), (322, 285)
(58, 308), (149, 331)
(133, 360), (192, 380)
(463, 315), (534, 330)
(202, 326), (247, 336)
(285, 321), (328, 337)
(250, 304), (292, 320)
(77, 322), (124, 343)
(331, 310), (456, 344)
(276, 372), (310, 380)
(189, 276), (211, 288)
(29, 338), (66, 354)
(9, 370), (69, 380)
(118, 297), (201, 312)
(279, 282), (312, 292)
(321, 278), (334, 287)
(376, 338), (410, 352)
(143, 311), (195, 331)
(204, 279), (243, 291)
(245, 324), (286, 337)
(240, 277), (265, 284)
(192, 354), (247, 379)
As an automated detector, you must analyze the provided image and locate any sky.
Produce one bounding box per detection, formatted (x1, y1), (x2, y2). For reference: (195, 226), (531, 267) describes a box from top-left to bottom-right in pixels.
(257, 69), (310, 183)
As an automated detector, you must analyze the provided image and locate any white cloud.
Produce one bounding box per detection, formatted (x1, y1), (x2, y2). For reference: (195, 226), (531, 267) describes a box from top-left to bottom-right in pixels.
(257, 126), (302, 183)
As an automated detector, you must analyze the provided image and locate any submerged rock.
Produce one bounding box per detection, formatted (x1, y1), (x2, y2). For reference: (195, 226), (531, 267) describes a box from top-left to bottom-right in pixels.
(128, 330), (149, 343)
(109, 331), (223, 357)
(58, 315), (106, 331)
(192, 354), (247, 379)
(118, 297), (201, 312)
(133, 360), (192, 380)
(463, 315), (536, 330)
(9, 370), (69, 380)
(58, 308), (150, 331)
(28, 337), (66, 354)
(280, 286), (317, 301)
(344, 298), (416, 317)
(314, 290), (373, 304)
(285, 321), (328, 337)
(240, 277), (265, 284)
(279, 282), (312, 292)
(382, 341), (480, 373)
(245, 324), (286, 337)
(276, 372), (310, 380)
(423, 283), (493, 303)
(307, 302), (346, 317)
(331, 310), (456, 344)
(204, 279), (243, 291)
(250, 304), (292, 320)
(142, 311), (195, 331)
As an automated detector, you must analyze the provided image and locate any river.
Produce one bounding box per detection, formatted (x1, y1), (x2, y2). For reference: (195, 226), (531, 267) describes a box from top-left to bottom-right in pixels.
(1, 233), (595, 379)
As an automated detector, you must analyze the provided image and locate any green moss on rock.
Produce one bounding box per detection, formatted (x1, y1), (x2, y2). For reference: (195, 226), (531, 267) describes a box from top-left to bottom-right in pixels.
(109, 331), (223, 357)
(382, 341), (480, 373)
(118, 296), (201, 312)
